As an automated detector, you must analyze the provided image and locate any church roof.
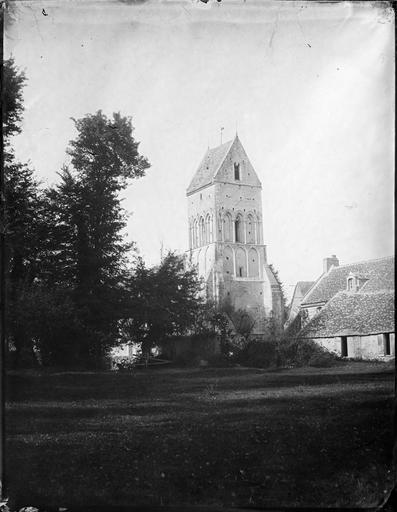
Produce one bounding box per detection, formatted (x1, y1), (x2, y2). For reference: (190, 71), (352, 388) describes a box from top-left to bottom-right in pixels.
(299, 290), (395, 338)
(301, 256), (394, 306)
(186, 138), (234, 195)
(295, 281), (315, 298)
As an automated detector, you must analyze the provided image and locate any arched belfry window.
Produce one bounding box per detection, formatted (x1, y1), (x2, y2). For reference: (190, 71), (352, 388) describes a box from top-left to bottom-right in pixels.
(235, 215), (244, 243)
(189, 221), (194, 249)
(247, 214), (255, 243)
(205, 214), (212, 243)
(224, 213), (233, 242)
(199, 217), (205, 246)
(255, 215), (261, 244)
(236, 247), (247, 277)
(234, 162), (240, 181)
(193, 219), (198, 248)
(224, 246), (234, 276)
(248, 248), (259, 277)
(208, 214), (213, 242)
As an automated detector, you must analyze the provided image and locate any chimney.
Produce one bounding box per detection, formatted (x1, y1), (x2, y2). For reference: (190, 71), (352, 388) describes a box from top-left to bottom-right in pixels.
(323, 255), (339, 274)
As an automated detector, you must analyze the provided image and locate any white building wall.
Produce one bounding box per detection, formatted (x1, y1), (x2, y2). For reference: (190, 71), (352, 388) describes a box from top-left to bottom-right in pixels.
(313, 333), (395, 360)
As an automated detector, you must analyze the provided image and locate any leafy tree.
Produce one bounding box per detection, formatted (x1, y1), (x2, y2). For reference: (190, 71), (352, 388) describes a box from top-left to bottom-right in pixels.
(2, 57), (27, 143)
(48, 111), (150, 367)
(122, 252), (204, 360)
(7, 283), (81, 367)
(2, 58), (55, 366)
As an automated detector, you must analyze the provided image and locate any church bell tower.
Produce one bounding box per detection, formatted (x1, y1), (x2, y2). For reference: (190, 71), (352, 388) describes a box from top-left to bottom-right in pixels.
(186, 134), (283, 335)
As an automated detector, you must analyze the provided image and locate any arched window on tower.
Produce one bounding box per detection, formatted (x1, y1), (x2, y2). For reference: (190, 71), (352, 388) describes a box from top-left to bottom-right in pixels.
(192, 220), (196, 248)
(224, 246), (234, 276)
(205, 214), (211, 243)
(234, 162), (240, 181)
(189, 221), (193, 249)
(218, 213), (223, 241)
(199, 217), (205, 246)
(255, 215), (261, 244)
(236, 247), (247, 277)
(224, 213), (233, 242)
(207, 214), (213, 242)
(247, 214), (255, 243)
(235, 215), (244, 243)
(248, 248), (259, 277)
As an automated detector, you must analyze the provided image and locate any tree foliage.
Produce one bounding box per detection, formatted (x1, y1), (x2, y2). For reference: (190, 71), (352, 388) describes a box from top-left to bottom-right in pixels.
(2, 58), (54, 366)
(2, 57), (27, 142)
(44, 111), (150, 367)
(122, 252), (205, 358)
(3, 60), (213, 370)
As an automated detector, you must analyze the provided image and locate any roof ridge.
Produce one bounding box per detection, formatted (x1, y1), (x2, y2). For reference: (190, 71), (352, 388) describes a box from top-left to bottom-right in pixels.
(335, 255), (394, 269)
(300, 274), (325, 304)
(186, 137), (236, 195)
(212, 138), (235, 177)
(301, 255), (394, 306)
(208, 138), (234, 151)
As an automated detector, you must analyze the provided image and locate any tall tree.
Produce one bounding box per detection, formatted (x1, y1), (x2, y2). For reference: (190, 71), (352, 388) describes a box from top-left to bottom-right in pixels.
(2, 58), (53, 366)
(2, 57), (27, 143)
(123, 252), (204, 360)
(49, 111), (150, 367)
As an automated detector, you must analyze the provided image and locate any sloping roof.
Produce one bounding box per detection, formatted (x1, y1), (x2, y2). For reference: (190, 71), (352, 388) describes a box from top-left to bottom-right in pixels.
(299, 290), (395, 338)
(264, 265), (280, 287)
(301, 256), (394, 306)
(285, 281), (315, 328)
(186, 139), (234, 195)
(296, 281), (315, 298)
(287, 281), (315, 316)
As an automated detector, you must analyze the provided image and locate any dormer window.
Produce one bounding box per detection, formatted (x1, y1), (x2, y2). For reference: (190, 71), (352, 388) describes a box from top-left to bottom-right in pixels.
(346, 272), (369, 292)
(234, 163), (240, 181)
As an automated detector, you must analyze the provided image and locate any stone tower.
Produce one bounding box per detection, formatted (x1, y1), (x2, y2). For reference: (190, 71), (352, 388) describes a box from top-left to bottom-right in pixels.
(186, 134), (283, 335)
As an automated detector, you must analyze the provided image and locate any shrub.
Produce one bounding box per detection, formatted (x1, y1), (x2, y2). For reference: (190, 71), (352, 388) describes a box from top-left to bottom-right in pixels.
(113, 356), (136, 371)
(308, 351), (335, 367)
(276, 337), (337, 367)
(234, 340), (277, 368)
(206, 353), (232, 368)
(174, 350), (202, 367)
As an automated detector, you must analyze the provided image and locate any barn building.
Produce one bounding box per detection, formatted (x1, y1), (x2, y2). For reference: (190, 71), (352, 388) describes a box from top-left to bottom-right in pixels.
(297, 255), (395, 359)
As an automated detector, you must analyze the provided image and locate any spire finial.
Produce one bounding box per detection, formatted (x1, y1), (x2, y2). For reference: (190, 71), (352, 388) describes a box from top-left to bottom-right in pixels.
(235, 120), (238, 137)
(220, 126), (224, 145)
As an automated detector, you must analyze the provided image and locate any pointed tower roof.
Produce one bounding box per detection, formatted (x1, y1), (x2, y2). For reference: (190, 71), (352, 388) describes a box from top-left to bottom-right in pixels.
(187, 135), (260, 195)
(187, 138), (234, 195)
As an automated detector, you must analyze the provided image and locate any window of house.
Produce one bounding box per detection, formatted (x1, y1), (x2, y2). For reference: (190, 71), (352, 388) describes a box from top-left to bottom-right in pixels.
(239, 266), (243, 277)
(347, 278), (354, 291)
(341, 336), (348, 357)
(384, 333), (391, 355)
(234, 163), (240, 180)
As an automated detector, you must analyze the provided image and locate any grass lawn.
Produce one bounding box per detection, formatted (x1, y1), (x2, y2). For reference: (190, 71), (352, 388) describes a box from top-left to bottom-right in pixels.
(5, 361), (395, 509)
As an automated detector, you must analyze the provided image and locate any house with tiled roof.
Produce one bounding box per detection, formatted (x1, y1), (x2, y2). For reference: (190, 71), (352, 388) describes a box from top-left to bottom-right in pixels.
(296, 255), (395, 359)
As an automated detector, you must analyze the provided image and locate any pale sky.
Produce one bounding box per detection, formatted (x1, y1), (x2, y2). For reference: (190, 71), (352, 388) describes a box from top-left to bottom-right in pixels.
(5, 0), (394, 300)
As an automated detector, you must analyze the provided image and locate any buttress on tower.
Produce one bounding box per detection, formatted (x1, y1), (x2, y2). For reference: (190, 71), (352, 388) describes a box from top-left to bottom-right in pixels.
(186, 134), (283, 335)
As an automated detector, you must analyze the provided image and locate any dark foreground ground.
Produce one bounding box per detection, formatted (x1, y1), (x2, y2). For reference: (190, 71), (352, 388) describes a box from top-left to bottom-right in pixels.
(5, 361), (396, 509)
